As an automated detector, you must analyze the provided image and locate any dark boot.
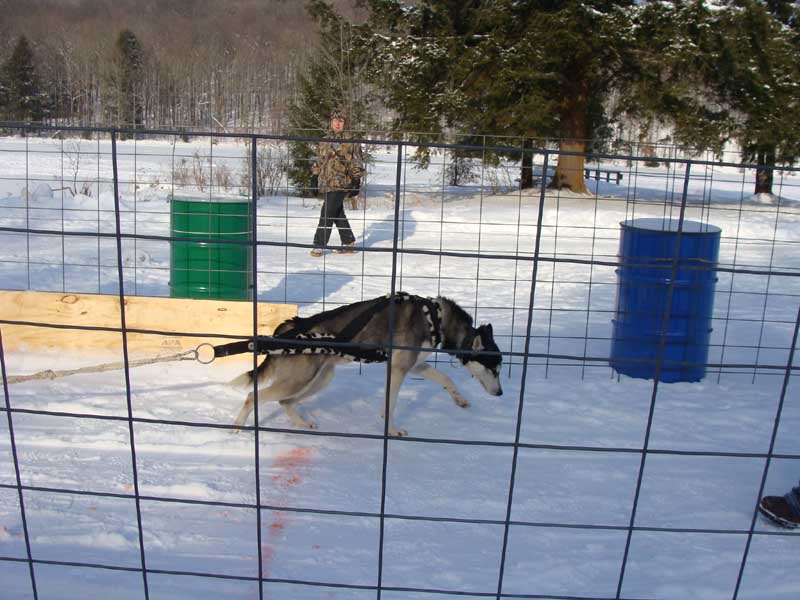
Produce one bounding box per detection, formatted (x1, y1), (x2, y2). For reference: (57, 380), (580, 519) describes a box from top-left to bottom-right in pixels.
(759, 483), (800, 528)
(334, 242), (357, 254)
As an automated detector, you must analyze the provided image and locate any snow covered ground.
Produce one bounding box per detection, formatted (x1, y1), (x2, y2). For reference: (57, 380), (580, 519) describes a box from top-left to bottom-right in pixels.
(1, 134), (799, 600)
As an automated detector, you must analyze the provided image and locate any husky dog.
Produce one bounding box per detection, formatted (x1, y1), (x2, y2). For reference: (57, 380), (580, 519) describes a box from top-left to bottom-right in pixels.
(232, 293), (503, 436)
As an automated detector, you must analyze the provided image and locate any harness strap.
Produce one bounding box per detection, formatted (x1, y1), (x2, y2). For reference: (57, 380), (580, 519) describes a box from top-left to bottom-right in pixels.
(334, 294), (392, 342)
(211, 292), (443, 363)
(421, 297), (443, 348)
(213, 334), (388, 363)
(455, 330), (477, 364)
(277, 296), (380, 339)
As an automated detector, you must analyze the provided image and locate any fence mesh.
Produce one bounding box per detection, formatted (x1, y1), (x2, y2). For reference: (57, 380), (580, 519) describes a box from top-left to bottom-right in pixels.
(0, 124), (799, 600)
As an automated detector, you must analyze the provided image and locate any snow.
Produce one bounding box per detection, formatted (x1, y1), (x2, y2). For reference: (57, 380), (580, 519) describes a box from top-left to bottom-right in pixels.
(1, 134), (799, 600)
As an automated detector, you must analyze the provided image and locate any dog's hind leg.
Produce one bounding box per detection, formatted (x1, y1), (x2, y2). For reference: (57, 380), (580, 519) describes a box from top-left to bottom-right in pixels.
(411, 363), (470, 408)
(279, 400), (316, 430)
(233, 386), (286, 430)
(233, 361), (337, 431)
(278, 364), (336, 430)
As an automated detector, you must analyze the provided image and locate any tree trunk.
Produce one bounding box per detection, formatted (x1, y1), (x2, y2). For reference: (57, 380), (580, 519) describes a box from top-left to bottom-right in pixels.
(549, 88), (589, 194)
(754, 146), (775, 196)
(519, 138), (534, 189)
(550, 139), (588, 193)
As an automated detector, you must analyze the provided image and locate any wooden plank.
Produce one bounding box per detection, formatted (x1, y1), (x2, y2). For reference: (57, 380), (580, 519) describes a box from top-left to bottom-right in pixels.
(0, 291), (297, 363)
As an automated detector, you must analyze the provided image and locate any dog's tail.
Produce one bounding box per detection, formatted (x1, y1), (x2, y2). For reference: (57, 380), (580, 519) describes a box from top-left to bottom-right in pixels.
(229, 357), (269, 388)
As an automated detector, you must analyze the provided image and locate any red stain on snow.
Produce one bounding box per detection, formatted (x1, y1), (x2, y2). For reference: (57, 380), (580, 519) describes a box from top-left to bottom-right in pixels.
(261, 446), (315, 577)
(269, 517), (286, 534)
(261, 544), (275, 564)
(271, 473), (302, 488)
(272, 447), (313, 470)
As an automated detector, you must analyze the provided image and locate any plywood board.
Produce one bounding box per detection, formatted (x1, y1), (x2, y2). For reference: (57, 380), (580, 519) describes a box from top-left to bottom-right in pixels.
(0, 291), (297, 363)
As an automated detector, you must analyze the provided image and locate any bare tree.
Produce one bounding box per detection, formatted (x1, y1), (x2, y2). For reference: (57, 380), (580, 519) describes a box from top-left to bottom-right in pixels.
(0, 0), (328, 130)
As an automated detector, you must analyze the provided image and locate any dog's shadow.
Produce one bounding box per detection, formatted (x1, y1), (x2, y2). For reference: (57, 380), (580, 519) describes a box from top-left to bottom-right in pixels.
(258, 268), (353, 305)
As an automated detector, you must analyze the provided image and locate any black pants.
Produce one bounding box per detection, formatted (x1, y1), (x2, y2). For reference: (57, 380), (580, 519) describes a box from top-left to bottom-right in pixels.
(313, 190), (355, 248)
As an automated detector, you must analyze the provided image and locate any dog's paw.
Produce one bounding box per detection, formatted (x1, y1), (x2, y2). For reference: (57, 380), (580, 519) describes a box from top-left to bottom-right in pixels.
(291, 418), (318, 430)
(454, 395), (470, 408)
(389, 428), (408, 437)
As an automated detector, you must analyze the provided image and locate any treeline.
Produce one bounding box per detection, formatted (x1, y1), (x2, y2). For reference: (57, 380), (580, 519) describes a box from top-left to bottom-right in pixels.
(0, 0), (355, 131)
(2, 1), (800, 198)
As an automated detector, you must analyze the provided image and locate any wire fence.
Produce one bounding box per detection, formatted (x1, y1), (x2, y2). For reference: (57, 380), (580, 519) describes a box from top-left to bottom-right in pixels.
(0, 123), (799, 600)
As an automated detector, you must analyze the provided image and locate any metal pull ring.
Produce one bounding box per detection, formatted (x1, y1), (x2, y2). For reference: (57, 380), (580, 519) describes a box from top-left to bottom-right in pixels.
(194, 343), (217, 364)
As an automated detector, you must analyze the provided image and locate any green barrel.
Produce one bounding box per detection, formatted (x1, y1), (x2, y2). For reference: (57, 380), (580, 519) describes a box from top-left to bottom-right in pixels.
(169, 195), (253, 300)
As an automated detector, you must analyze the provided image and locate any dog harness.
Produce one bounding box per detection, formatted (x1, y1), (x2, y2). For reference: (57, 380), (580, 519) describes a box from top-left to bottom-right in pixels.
(211, 292), (443, 364)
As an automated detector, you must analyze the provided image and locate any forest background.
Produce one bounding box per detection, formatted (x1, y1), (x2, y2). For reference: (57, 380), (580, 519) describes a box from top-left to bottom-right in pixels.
(1, 0), (799, 195)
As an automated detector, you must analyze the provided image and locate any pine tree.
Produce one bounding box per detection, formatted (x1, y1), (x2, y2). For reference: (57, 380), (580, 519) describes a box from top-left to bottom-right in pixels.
(286, 59), (332, 194)
(709, 0), (800, 196)
(595, 0), (738, 179)
(469, 0), (633, 191)
(1, 35), (46, 123)
(0, 71), (7, 117)
(286, 0), (375, 194)
(109, 29), (145, 138)
(361, 0), (796, 194)
(360, 1), (485, 169)
(361, 0), (642, 192)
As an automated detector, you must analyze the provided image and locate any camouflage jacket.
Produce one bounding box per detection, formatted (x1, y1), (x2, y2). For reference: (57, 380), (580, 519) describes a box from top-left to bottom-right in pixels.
(313, 137), (364, 193)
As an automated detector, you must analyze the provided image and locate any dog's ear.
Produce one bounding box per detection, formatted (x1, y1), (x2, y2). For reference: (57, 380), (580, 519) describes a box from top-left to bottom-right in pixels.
(482, 323), (493, 337)
(471, 333), (484, 351)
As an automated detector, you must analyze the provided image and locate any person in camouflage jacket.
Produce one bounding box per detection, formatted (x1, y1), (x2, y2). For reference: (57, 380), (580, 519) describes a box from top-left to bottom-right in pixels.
(310, 110), (364, 256)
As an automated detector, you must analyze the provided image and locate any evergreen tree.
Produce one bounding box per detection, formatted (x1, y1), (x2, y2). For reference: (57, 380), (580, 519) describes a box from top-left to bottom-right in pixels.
(286, 58), (331, 195)
(709, 0), (800, 196)
(360, 0), (646, 192)
(286, 0), (375, 194)
(361, 1), (482, 133)
(470, 0), (727, 191)
(615, 2), (721, 144)
(359, 1), (487, 170)
(109, 29), (145, 138)
(1, 35), (46, 123)
(0, 70), (7, 116)
(359, 0), (796, 194)
(472, 1), (636, 191)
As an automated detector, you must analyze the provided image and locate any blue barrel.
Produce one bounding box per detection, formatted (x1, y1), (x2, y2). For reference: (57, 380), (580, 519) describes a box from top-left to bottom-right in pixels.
(611, 218), (721, 382)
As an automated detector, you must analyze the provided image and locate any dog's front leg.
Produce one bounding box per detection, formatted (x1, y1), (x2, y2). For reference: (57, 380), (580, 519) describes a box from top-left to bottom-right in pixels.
(411, 363), (470, 408)
(381, 367), (408, 437)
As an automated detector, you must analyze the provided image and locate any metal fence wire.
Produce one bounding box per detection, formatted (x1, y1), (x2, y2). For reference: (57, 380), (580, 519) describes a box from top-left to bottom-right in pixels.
(0, 124), (799, 600)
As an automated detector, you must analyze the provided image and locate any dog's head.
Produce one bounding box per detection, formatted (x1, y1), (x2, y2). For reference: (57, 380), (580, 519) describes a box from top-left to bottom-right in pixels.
(461, 323), (503, 396)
